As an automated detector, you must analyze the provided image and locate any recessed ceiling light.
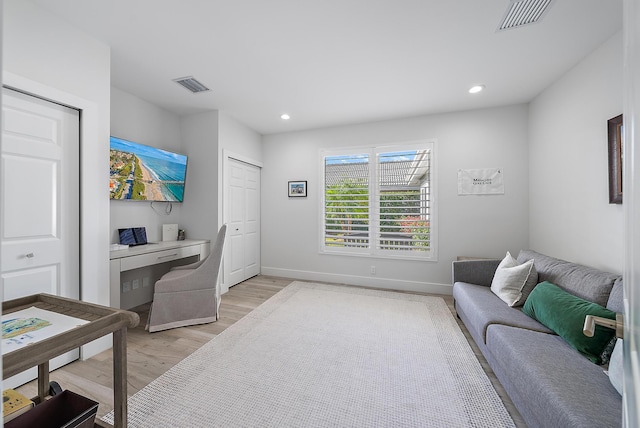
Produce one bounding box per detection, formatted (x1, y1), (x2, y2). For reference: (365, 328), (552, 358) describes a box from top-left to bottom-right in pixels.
(469, 85), (485, 94)
(281, 114), (291, 120)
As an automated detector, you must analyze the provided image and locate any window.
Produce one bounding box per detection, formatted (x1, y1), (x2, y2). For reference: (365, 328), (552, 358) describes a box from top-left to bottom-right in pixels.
(321, 142), (435, 260)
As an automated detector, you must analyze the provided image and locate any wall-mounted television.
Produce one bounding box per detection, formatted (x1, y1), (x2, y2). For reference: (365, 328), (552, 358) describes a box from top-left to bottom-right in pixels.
(110, 136), (188, 202)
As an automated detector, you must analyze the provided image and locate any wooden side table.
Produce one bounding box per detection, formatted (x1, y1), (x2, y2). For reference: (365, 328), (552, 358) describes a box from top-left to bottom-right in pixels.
(2, 294), (140, 428)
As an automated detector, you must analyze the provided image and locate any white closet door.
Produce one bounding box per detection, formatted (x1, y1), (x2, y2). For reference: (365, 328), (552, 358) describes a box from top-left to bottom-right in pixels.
(226, 158), (261, 288)
(1, 87), (80, 387)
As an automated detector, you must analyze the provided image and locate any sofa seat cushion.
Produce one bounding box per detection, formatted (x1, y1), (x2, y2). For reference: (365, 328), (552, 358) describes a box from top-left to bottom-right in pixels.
(453, 282), (552, 344)
(517, 250), (619, 307)
(486, 325), (621, 428)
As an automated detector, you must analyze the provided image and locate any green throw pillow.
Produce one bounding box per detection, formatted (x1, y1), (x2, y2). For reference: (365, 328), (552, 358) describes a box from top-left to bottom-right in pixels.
(522, 281), (616, 364)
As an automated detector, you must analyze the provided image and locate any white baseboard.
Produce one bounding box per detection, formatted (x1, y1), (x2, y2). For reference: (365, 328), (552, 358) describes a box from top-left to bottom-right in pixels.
(261, 267), (452, 295)
(81, 335), (112, 360)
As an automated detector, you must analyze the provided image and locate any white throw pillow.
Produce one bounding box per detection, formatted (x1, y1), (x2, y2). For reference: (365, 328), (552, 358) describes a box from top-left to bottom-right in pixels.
(490, 252), (538, 307)
(607, 338), (623, 395)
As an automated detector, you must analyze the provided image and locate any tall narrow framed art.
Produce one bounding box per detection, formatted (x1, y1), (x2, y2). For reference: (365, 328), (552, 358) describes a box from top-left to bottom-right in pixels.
(607, 114), (623, 204)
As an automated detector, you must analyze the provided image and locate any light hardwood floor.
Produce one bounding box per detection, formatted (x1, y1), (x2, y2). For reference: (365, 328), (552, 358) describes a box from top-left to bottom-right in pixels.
(16, 275), (525, 427)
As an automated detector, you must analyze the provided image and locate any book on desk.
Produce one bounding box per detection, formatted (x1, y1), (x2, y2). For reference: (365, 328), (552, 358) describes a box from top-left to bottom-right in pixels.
(3, 389), (35, 422)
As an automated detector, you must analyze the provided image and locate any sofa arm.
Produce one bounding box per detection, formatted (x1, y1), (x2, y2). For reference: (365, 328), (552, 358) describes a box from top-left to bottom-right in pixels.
(452, 259), (501, 287)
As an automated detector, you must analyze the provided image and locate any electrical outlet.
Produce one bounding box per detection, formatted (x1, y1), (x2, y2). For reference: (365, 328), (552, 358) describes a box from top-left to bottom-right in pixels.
(122, 281), (131, 293)
(370, 265), (376, 275)
(143, 277), (151, 288)
(132, 279), (140, 290)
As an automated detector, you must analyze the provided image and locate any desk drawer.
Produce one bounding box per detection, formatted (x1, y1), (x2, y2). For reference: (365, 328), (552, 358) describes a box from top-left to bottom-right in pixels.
(120, 245), (201, 271)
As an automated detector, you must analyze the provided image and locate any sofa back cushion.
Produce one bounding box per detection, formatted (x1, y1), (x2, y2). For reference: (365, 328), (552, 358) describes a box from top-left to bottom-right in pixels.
(607, 278), (624, 313)
(517, 250), (620, 307)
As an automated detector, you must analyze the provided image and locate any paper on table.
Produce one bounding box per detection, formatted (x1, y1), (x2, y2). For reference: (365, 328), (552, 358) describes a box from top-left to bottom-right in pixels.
(2, 306), (89, 355)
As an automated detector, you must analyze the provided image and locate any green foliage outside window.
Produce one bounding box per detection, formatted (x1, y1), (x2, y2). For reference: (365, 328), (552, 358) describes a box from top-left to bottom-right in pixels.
(325, 179), (369, 246)
(325, 182), (429, 250)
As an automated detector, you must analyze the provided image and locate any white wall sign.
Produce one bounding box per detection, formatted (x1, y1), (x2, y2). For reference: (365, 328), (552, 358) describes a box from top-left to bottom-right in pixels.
(458, 168), (504, 195)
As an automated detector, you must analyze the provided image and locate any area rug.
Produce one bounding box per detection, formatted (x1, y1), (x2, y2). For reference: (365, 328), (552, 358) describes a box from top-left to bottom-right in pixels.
(103, 282), (515, 427)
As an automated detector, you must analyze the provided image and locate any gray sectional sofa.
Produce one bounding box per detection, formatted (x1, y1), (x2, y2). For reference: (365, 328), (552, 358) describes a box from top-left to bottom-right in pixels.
(452, 250), (623, 428)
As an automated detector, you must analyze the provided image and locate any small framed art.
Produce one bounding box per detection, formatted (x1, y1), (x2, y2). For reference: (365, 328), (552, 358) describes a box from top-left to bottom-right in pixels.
(288, 180), (307, 197)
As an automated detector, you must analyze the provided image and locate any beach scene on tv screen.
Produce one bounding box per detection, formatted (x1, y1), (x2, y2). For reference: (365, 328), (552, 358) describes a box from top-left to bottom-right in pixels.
(109, 137), (187, 202)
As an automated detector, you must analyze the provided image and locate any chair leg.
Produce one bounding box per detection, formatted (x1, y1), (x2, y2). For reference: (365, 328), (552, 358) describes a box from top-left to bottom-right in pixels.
(145, 303), (153, 331)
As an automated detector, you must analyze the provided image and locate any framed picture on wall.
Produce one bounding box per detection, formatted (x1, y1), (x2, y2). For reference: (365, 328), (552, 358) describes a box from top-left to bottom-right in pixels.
(288, 181), (307, 197)
(607, 114), (623, 204)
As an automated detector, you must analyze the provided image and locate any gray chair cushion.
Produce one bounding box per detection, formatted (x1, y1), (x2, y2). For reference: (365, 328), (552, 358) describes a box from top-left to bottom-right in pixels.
(486, 325), (621, 428)
(517, 250), (619, 307)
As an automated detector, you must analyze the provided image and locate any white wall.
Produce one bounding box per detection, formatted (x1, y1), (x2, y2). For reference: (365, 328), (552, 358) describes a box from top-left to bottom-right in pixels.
(219, 111), (263, 162)
(217, 112), (263, 291)
(3, 0), (112, 356)
(179, 111), (221, 242)
(218, 112), (262, 216)
(529, 31), (624, 274)
(262, 104), (530, 293)
(110, 87), (183, 243)
(622, 0), (640, 421)
(4, 0), (111, 302)
(179, 110), (263, 246)
(218, 111), (263, 225)
(218, 114), (262, 219)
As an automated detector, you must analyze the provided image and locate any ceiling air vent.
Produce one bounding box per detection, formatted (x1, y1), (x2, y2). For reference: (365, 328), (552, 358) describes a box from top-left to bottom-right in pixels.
(498, 0), (556, 31)
(173, 76), (210, 94)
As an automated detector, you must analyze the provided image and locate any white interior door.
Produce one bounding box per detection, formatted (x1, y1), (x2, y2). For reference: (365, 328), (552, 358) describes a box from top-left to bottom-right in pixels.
(1, 87), (80, 387)
(624, 1), (640, 425)
(226, 158), (261, 288)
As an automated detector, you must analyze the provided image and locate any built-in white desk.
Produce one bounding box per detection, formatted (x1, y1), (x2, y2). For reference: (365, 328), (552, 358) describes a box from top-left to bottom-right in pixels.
(109, 239), (210, 309)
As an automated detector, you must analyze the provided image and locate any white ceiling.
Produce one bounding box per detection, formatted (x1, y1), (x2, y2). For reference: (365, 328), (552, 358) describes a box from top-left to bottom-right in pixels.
(31, 0), (622, 135)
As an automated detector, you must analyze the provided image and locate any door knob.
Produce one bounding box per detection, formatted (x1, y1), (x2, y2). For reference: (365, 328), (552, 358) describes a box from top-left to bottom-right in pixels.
(25, 252), (35, 258)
